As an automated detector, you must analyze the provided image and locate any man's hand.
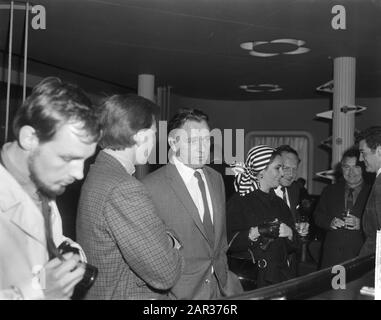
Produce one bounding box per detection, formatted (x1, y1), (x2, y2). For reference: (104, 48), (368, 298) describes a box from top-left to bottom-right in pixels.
(344, 214), (361, 230)
(42, 252), (85, 300)
(296, 222), (310, 237)
(330, 217), (346, 230)
(279, 223), (293, 240)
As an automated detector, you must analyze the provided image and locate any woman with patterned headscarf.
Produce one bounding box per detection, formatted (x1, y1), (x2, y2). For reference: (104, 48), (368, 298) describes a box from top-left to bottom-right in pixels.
(226, 145), (300, 289)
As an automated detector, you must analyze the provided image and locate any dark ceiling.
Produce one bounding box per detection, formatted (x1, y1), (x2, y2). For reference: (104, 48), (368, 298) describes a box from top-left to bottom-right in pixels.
(1, 0), (381, 100)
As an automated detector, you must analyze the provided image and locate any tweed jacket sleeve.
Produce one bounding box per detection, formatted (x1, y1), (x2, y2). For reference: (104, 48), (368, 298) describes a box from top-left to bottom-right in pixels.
(104, 180), (183, 290)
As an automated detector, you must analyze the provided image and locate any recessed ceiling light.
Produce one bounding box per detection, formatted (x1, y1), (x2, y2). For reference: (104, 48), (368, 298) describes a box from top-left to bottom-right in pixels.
(240, 84), (283, 93)
(240, 38), (310, 57)
(249, 51), (279, 57)
(283, 47), (310, 55)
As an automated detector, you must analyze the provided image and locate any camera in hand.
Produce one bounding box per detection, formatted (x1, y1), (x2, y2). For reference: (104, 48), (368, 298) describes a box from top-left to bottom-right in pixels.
(258, 220), (280, 239)
(58, 241), (98, 294)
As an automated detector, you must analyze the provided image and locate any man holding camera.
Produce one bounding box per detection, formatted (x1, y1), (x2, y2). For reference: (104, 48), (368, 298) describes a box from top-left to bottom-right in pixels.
(0, 77), (100, 299)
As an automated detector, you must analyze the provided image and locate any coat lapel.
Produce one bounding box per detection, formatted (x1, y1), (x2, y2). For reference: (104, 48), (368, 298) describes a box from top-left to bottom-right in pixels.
(165, 164), (209, 242)
(0, 165), (46, 245)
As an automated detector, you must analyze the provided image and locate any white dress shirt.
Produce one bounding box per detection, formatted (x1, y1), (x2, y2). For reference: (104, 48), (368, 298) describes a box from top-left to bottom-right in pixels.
(274, 185), (290, 208)
(172, 156), (214, 223)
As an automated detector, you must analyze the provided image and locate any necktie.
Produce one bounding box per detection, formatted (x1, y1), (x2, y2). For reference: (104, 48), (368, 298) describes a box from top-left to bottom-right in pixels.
(346, 188), (354, 212)
(281, 186), (288, 203)
(39, 193), (59, 260)
(194, 170), (214, 247)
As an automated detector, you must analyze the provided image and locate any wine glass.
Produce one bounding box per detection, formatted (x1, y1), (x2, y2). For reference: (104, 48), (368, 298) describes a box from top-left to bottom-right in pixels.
(295, 215), (309, 239)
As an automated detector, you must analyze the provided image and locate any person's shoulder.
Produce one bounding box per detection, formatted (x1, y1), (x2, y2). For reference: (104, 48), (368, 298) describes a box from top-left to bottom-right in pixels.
(143, 164), (168, 183)
(288, 181), (300, 192)
(204, 165), (224, 181)
(320, 181), (343, 195)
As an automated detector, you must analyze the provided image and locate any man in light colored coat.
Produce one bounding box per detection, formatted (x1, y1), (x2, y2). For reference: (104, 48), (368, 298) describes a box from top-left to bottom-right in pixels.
(0, 78), (100, 299)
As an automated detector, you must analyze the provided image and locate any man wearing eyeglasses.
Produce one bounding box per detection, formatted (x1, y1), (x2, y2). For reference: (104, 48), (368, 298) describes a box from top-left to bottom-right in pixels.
(314, 147), (371, 268)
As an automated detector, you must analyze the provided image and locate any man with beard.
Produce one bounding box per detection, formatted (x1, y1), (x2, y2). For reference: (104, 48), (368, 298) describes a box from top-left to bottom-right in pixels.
(143, 109), (242, 299)
(0, 77), (100, 299)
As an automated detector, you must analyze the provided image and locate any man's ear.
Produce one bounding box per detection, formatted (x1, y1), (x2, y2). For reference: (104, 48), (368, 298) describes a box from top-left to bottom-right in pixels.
(19, 126), (39, 151)
(168, 135), (177, 152)
(133, 129), (147, 147)
(376, 146), (381, 158)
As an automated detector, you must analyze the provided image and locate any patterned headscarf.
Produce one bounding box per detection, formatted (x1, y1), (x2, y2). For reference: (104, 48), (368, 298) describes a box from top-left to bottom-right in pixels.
(232, 145), (276, 196)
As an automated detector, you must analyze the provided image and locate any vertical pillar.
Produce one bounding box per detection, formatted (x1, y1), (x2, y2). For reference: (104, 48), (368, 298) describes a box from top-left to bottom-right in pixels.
(332, 57), (356, 167)
(138, 74), (155, 101)
(135, 74), (155, 180)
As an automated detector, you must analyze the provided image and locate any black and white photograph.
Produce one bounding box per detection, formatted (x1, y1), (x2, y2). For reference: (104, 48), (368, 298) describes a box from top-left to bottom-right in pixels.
(0, 0), (380, 305)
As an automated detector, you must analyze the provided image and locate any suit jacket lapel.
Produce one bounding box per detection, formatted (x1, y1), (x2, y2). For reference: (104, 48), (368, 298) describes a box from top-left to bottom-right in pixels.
(165, 164), (209, 242)
(374, 175), (381, 229)
(352, 183), (371, 217)
(288, 188), (296, 221)
(0, 165), (46, 245)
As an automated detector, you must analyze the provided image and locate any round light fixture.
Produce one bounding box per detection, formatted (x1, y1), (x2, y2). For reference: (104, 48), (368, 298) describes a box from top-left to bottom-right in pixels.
(240, 84), (283, 93)
(240, 38), (310, 57)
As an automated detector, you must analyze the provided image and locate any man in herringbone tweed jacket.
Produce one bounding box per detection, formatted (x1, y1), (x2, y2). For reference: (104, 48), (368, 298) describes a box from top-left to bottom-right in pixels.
(76, 95), (183, 299)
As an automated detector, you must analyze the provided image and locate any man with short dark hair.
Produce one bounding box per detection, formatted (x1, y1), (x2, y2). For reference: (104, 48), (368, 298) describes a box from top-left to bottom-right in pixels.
(143, 108), (242, 299)
(76, 94), (183, 300)
(0, 77), (101, 299)
(357, 126), (381, 256)
(314, 147), (371, 267)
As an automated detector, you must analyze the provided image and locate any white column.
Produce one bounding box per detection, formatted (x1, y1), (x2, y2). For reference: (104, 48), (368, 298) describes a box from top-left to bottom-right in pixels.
(332, 57), (356, 167)
(138, 74), (155, 101)
(135, 74), (155, 180)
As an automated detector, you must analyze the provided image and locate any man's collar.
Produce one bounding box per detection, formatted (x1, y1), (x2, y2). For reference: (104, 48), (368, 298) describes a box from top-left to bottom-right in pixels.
(345, 181), (363, 191)
(172, 156), (200, 183)
(1, 142), (39, 202)
(103, 148), (136, 175)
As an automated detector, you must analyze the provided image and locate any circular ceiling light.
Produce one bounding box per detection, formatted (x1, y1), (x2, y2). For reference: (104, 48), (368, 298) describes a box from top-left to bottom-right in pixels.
(240, 38), (310, 57)
(240, 84), (283, 93)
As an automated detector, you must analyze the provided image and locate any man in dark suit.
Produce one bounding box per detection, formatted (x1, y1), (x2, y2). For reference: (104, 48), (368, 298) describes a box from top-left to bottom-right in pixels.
(143, 109), (242, 299)
(274, 145), (309, 236)
(314, 147), (371, 268)
(76, 95), (183, 299)
(274, 145), (308, 274)
(358, 126), (381, 257)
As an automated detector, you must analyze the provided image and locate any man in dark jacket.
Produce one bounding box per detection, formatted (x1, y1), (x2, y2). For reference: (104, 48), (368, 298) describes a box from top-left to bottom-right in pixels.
(358, 126), (381, 257)
(314, 147), (371, 268)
